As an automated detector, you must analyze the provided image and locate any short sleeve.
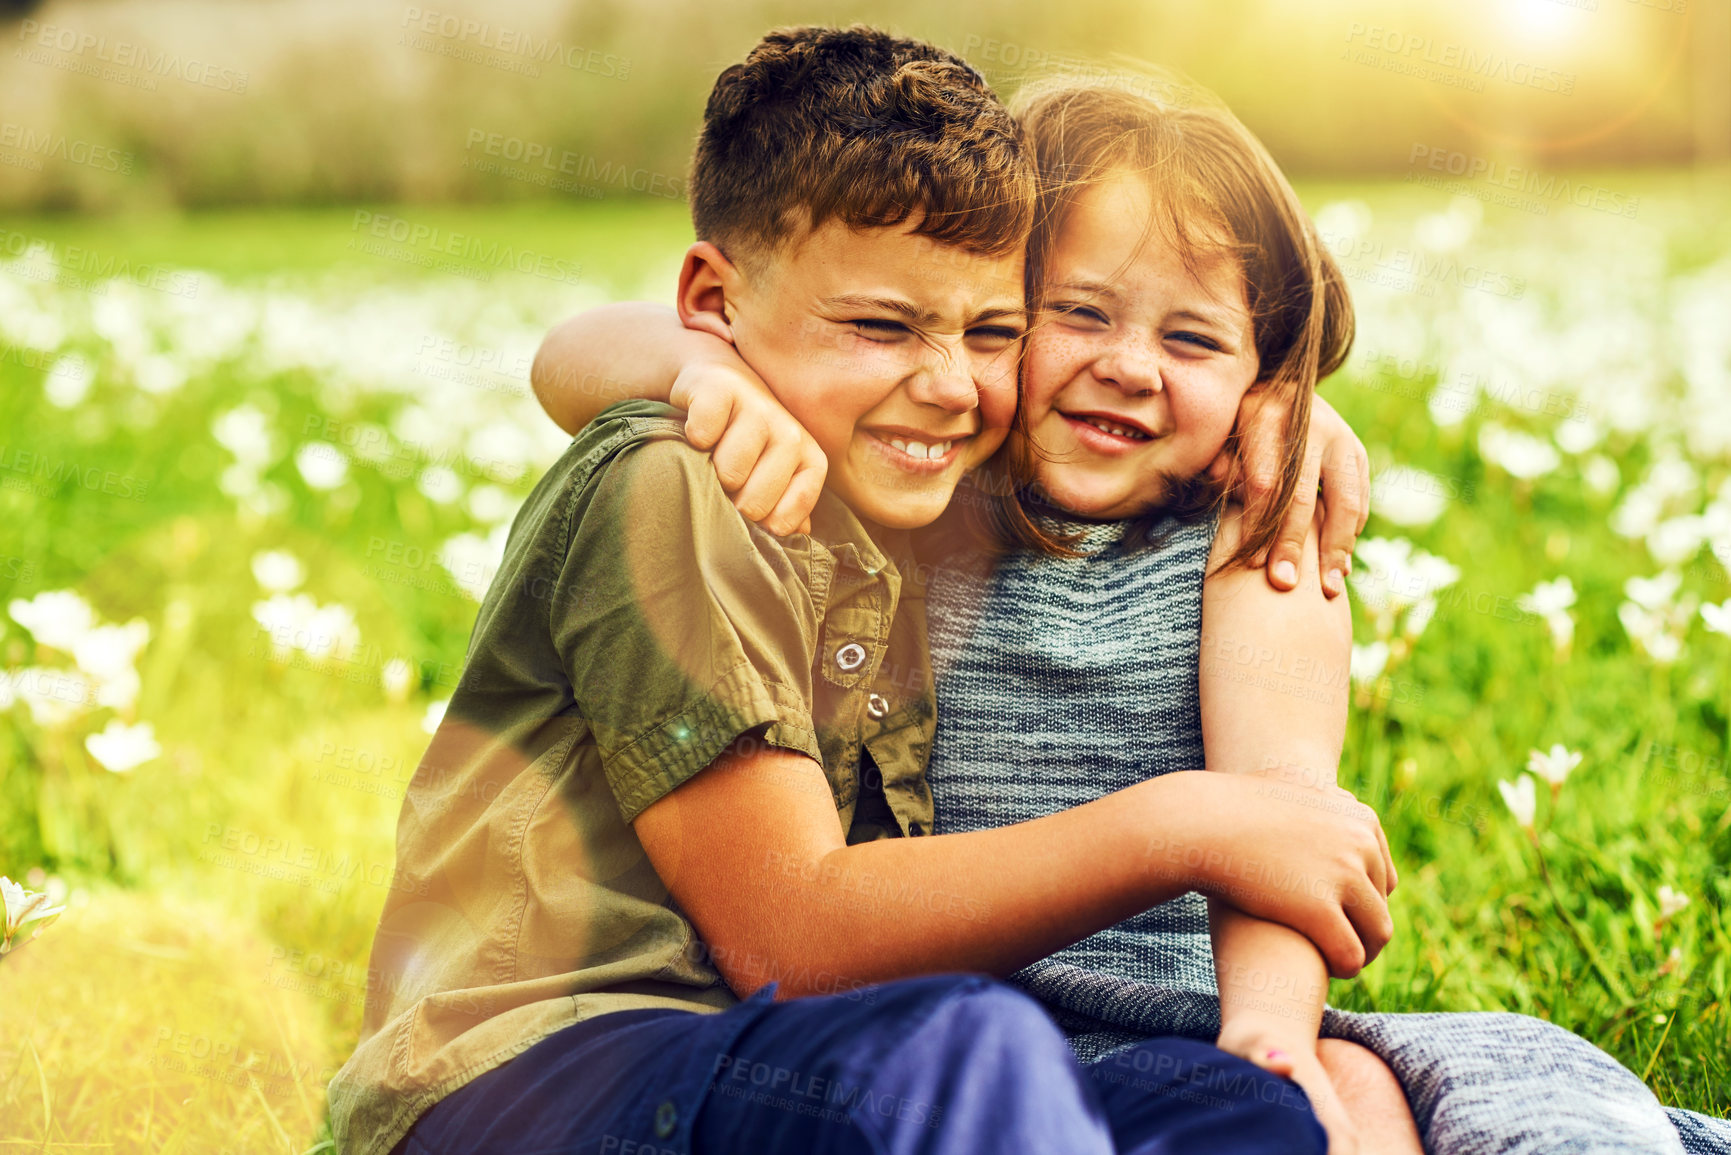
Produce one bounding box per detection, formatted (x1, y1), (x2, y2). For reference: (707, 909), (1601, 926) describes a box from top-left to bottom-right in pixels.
(551, 435), (824, 823)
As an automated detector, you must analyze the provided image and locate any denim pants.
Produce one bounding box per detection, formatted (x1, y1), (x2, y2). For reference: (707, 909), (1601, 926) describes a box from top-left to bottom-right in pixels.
(394, 973), (1327, 1155)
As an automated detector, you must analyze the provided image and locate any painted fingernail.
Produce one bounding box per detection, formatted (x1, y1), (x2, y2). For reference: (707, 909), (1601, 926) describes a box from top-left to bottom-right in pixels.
(1274, 560), (1297, 586)
(1266, 1049), (1289, 1062)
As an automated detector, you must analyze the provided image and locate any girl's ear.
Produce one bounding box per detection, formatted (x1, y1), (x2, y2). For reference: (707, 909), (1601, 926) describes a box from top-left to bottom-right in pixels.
(677, 241), (742, 345)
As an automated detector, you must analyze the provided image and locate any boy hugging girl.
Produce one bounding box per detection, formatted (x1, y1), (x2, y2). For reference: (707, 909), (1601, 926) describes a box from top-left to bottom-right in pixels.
(330, 25), (1727, 1155)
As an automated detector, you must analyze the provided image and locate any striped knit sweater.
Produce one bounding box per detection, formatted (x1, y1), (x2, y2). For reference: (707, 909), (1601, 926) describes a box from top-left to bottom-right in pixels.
(925, 506), (1224, 1058)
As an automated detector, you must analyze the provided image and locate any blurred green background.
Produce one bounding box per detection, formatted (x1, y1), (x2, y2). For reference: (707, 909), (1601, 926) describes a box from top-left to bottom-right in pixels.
(1, 0), (1728, 1151)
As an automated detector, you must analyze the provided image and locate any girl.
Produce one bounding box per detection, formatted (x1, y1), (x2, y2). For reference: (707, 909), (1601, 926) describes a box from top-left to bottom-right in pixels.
(529, 78), (1721, 1155)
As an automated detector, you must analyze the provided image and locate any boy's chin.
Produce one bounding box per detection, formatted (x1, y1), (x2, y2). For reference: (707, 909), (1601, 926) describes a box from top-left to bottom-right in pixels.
(830, 478), (955, 532)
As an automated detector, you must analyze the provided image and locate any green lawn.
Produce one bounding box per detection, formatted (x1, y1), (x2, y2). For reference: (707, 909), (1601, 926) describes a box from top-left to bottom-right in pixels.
(2, 176), (1728, 1150)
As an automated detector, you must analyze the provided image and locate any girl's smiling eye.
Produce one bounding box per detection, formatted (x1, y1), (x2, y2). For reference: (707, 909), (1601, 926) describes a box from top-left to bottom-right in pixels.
(1050, 301), (1109, 327)
(1168, 330), (1224, 353)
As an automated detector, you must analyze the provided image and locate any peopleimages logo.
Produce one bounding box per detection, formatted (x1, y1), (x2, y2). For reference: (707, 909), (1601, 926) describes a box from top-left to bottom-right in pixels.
(15, 20), (249, 93)
(0, 123), (134, 174)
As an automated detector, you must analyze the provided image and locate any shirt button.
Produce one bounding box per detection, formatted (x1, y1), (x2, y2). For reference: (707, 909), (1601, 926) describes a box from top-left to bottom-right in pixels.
(654, 1099), (678, 1138)
(835, 642), (867, 672)
(866, 693), (889, 719)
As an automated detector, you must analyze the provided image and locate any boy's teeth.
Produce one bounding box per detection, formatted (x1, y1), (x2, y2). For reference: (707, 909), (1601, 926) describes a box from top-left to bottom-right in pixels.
(886, 438), (952, 460)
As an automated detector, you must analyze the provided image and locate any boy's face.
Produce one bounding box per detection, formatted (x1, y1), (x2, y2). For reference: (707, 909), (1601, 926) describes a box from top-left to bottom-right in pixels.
(723, 221), (1025, 530)
(1021, 170), (1260, 520)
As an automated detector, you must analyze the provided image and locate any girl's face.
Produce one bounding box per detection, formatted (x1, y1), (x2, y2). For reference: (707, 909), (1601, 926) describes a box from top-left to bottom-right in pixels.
(1020, 169), (1261, 520)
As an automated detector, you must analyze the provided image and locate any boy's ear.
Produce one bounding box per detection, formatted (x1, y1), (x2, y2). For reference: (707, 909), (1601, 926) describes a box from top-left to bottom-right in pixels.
(677, 241), (743, 345)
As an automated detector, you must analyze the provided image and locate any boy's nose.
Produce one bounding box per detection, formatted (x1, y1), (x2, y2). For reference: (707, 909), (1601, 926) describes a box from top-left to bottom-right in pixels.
(906, 349), (979, 413)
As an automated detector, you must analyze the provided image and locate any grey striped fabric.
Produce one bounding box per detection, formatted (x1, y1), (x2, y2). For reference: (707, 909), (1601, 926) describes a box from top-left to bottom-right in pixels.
(924, 502), (1729, 1154)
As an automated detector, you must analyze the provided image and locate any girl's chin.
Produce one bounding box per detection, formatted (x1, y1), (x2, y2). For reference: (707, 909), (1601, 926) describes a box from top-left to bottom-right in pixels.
(1035, 474), (1148, 521)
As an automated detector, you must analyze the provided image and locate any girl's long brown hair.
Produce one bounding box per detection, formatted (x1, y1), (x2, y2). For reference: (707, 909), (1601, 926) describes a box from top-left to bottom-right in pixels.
(973, 74), (1355, 571)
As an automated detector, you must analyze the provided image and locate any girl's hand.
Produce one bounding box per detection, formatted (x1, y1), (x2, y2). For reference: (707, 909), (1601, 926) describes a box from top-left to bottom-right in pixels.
(670, 355), (828, 537)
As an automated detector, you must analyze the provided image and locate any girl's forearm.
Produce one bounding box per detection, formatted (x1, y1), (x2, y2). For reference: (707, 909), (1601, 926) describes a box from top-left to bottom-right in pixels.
(530, 302), (688, 433)
(1210, 900), (1328, 1052)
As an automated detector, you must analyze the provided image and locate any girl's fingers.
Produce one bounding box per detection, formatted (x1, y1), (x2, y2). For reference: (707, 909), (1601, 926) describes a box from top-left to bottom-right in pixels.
(763, 457), (828, 538)
(683, 387), (735, 451)
(710, 421), (771, 495)
(732, 438), (804, 524)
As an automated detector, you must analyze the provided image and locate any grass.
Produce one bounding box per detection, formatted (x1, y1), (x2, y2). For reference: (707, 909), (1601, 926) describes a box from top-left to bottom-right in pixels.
(1, 175), (1728, 1150)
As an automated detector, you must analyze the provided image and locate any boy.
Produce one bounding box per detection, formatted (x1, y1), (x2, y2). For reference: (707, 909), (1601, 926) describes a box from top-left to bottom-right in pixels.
(329, 26), (1394, 1155)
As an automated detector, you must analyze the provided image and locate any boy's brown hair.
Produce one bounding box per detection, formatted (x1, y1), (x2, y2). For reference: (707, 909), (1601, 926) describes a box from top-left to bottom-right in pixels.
(981, 77), (1355, 570)
(690, 25), (1037, 270)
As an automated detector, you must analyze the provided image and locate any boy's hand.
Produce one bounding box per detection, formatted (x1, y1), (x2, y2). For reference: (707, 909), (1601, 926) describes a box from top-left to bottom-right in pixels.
(1212, 392), (1370, 600)
(1172, 771), (1393, 978)
(670, 356), (827, 537)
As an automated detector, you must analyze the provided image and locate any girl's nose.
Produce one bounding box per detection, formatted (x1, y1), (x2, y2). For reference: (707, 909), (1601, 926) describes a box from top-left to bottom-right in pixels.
(1094, 334), (1163, 397)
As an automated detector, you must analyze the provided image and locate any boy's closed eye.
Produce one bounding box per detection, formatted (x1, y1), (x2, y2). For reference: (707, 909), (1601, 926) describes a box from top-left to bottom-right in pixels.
(848, 317), (1025, 352)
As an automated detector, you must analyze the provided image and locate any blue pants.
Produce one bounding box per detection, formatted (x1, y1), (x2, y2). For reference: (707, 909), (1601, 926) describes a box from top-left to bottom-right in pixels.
(396, 974), (1326, 1155)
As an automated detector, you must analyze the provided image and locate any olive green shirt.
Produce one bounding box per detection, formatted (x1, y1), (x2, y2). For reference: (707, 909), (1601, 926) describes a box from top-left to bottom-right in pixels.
(327, 400), (938, 1155)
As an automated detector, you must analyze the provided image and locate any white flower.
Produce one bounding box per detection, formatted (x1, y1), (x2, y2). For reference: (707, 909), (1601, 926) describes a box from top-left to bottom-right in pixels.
(1656, 886), (1690, 921)
(71, 619), (150, 685)
(1553, 415), (1601, 455)
(1611, 487), (1664, 538)
(422, 698), (449, 734)
(417, 465), (463, 505)
(1625, 571), (1682, 612)
(1647, 516), (1706, 567)
(43, 354), (95, 409)
(9, 589), (97, 652)
(1526, 744), (1582, 788)
(1350, 641), (1390, 684)
(1, 875), (66, 958)
(1369, 466), (1449, 527)
(85, 719), (161, 772)
(1350, 538), (1460, 630)
(71, 619), (150, 712)
(1414, 206), (1474, 252)
(1519, 577), (1576, 617)
(8, 667), (96, 728)
(1478, 424), (1560, 480)
(1582, 455), (1620, 497)
(132, 353), (187, 396)
(1403, 596), (1440, 640)
(212, 404), (277, 468)
(1498, 774), (1537, 829)
(295, 442), (350, 490)
(467, 484), (519, 526)
(1703, 600), (1731, 637)
(251, 550), (306, 593)
(381, 658), (414, 702)
(1315, 200), (1374, 246)
(252, 594), (360, 661)
(438, 526), (509, 602)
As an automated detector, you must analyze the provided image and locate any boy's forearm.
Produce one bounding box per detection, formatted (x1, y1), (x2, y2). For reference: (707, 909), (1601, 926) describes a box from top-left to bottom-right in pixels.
(1210, 900), (1328, 1051)
(659, 762), (1230, 1000)
(530, 302), (685, 434)
(750, 774), (1211, 997)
